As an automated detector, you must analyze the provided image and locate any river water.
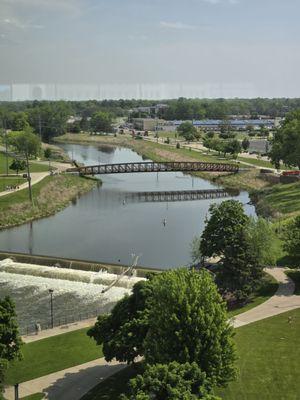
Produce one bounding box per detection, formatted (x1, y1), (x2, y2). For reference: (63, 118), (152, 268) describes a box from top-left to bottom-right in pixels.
(0, 143), (256, 269)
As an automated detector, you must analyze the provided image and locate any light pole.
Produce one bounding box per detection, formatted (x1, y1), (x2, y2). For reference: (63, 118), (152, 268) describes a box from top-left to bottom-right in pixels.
(49, 289), (54, 329)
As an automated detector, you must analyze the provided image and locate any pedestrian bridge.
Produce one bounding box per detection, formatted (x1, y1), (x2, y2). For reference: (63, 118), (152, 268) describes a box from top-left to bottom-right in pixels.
(66, 161), (239, 175)
(126, 188), (238, 203)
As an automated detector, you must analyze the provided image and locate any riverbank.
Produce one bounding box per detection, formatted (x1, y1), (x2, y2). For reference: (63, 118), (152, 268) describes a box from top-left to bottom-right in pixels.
(55, 133), (269, 192)
(0, 175), (98, 230)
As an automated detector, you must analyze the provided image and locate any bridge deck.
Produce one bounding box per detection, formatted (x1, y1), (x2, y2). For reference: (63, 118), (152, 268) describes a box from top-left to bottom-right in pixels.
(126, 188), (238, 202)
(66, 161), (239, 175)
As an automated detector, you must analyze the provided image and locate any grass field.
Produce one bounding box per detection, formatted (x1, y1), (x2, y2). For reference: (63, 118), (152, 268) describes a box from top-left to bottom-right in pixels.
(254, 181), (300, 219)
(0, 177), (26, 192)
(81, 308), (300, 400)
(6, 328), (102, 385)
(0, 152), (49, 174)
(227, 273), (278, 318)
(21, 394), (44, 400)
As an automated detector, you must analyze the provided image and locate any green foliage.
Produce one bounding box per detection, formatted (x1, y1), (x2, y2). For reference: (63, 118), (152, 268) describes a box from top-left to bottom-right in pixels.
(88, 279), (153, 364)
(90, 111), (113, 133)
(269, 110), (300, 169)
(177, 122), (197, 141)
(44, 148), (52, 159)
(245, 217), (281, 265)
(144, 269), (236, 387)
(283, 216), (300, 266)
(27, 101), (71, 142)
(241, 138), (250, 151)
(200, 200), (249, 259)
(0, 297), (22, 392)
(9, 159), (26, 174)
(8, 128), (41, 159)
(10, 112), (29, 131)
(223, 139), (241, 156)
(200, 200), (264, 299)
(121, 362), (221, 400)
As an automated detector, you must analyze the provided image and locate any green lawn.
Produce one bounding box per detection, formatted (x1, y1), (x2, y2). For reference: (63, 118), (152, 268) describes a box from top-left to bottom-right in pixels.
(6, 328), (102, 385)
(0, 152), (49, 174)
(286, 270), (300, 294)
(21, 394), (44, 400)
(0, 177), (26, 192)
(227, 273), (278, 318)
(237, 156), (275, 169)
(256, 181), (300, 219)
(81, 309), (300, 400)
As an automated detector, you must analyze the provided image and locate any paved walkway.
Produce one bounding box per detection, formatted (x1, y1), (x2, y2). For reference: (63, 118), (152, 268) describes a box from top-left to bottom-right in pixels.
(233, 267), (300, 327)
(0, 161), (72, 198)
(5, 267), (300, 400)
(4, 358), (126, 400)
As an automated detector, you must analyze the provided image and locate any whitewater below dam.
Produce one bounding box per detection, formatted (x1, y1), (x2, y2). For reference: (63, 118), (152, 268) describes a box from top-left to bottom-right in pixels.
(0, 258), (144, 333)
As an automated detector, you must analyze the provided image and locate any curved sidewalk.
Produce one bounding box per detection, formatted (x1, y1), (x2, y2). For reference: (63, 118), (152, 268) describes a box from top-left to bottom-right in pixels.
(233, 267), (300, 327)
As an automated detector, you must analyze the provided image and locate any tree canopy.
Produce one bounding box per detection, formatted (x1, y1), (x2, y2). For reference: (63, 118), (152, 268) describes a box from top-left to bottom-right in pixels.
(177, 122), (198, 141)
(283, 216), (300, 266)
(0, 297), (22, 393)
(121, 362), (221, 400)
(90, 111), (113, 133)
(269, 110), (300, 169)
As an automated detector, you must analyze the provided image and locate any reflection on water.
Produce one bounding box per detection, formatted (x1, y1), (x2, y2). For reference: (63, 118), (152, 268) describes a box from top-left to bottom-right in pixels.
(0, 144), (256, 268)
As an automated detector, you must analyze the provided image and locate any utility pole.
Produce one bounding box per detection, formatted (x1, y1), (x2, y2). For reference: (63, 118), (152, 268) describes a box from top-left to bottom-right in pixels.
(3, 119), (9, 176)
(38, 114), (42, 140)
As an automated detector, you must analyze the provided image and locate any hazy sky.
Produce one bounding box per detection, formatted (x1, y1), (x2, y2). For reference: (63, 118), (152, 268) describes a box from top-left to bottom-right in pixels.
(0, 0), (299, 98)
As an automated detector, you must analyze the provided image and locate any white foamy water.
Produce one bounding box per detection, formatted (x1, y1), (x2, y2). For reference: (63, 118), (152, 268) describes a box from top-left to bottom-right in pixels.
(0, 258), (145, 332)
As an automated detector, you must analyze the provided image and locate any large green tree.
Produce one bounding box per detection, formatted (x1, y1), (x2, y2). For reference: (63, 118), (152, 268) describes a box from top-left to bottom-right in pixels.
(269, 110), (300, 169)
(121, 362), (221, 400)
(88, 279), (153, 364)
(283, 216), (300, 266)
(90, 111), (113, 133)
(200, 200), (264, 299)
(8, 128), (41, 204)
(0, 297), (22, 393)
(144, 269), (236, 387)
(177, 122), (197, 141)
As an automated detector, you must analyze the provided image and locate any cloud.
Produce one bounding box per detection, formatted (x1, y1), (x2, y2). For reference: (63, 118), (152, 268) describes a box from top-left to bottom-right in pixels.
(160, 21), (197, 30)
(3, 18), (44, 30)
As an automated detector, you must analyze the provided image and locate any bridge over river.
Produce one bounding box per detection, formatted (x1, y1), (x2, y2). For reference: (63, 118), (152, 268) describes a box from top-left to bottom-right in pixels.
(66, 161), (239, 175)
(126, 188), (238, 203)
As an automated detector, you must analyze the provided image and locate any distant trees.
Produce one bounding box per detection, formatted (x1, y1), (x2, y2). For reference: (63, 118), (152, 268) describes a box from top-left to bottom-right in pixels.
(90, 111), (113, 133)
(203, 137), (241, 158)
(10, 112), (29, 131)
(200, 200), (264, 300)
(89, 269), (236, 399)
(8, 128), (41, 204)
(283, 216), (300, 266)
(177, 122), (198, 141)
(9, 159), (26, 175)
(27, 101), (71, 142)
(269, 110), (300, 169)
(242, 138), (250, 152)
(0, 297), (22, 394)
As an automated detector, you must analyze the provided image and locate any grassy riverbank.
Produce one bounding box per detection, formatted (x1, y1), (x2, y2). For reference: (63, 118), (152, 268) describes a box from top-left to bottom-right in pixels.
(0, 152), (49, 174)
(0, 174), (97, 230)
(55, 133), (269, 192)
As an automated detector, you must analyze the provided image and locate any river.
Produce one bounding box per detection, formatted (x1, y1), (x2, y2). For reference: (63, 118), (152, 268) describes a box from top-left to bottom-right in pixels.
(0, 143), (256, 269)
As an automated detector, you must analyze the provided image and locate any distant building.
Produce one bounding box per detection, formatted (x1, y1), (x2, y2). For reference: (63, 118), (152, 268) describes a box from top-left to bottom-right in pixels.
(169, 119), (276, 130)
(132, 118), (166, 131)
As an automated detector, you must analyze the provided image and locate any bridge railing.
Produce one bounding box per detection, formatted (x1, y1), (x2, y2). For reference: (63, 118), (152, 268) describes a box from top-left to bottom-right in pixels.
(66, 161), (239, 175)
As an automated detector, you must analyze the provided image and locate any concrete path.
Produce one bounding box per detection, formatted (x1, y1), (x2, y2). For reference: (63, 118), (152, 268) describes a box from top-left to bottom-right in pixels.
(5, 267), (300, 400)
(23, 317), (97, 344)
(233, 267), (300, 327)
(0, 172), (49, 198)
(4, 358), (126, 400)
(0, 161), (72, 198)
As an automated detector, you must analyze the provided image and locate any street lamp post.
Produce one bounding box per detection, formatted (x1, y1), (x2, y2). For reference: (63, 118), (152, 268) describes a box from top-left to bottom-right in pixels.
(49, 289), (54, 329)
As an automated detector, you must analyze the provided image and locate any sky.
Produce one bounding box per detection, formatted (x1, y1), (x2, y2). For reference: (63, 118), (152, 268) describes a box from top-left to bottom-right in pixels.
(0, 0), (299, 99)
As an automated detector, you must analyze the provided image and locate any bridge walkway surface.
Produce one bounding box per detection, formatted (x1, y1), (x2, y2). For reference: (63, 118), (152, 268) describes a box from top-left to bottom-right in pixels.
(66, 161), (239, 175)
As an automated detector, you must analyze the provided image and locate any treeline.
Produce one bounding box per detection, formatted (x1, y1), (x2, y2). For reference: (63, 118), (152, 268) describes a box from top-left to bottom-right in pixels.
(1, 98), (300, 142)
